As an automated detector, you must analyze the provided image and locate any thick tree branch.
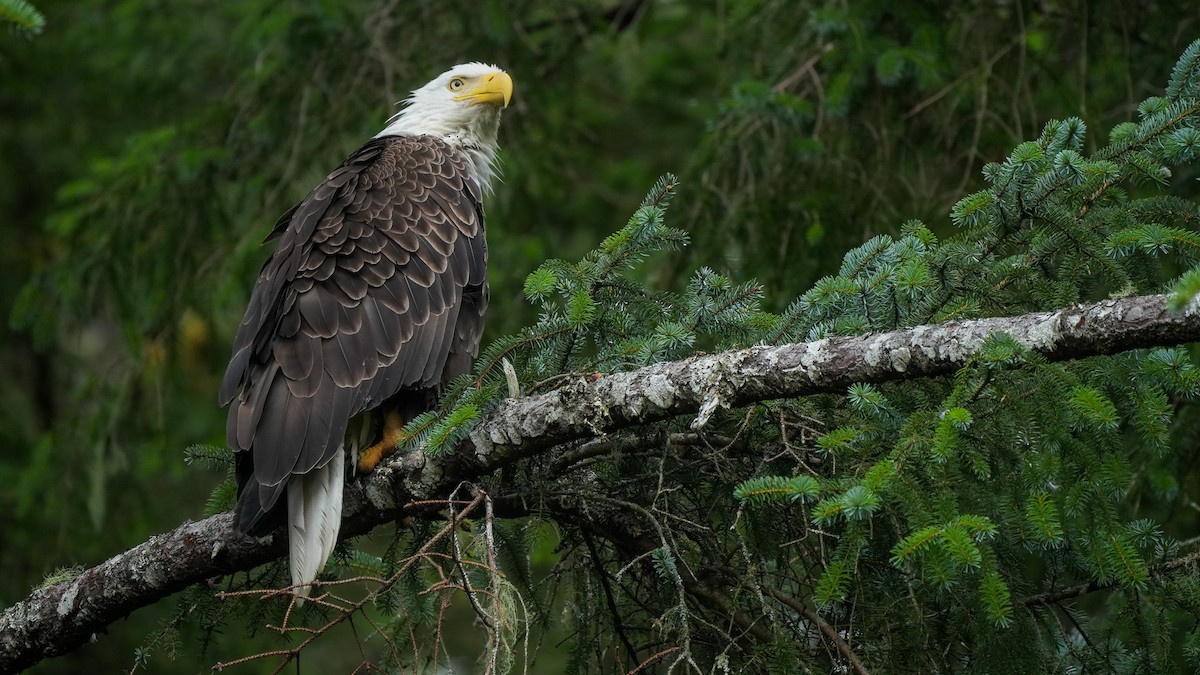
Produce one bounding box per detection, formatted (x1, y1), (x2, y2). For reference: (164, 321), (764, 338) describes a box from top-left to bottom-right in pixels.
(461, 293), (1200, 469)
(2, 293), (1197, 672)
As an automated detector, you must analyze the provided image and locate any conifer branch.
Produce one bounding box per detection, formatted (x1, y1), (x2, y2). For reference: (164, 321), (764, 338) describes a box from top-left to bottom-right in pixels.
(0, 0), (45, 35)
(1020, 547), (1200, 607)
(2, 292), (1199, 672)
(765, 588), (871, 675)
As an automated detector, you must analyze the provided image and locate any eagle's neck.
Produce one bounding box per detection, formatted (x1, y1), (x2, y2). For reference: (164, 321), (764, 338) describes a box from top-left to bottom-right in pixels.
(375, 107), (502, 194)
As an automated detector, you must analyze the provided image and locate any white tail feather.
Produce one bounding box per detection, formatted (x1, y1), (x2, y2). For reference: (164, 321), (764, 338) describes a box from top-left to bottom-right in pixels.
(287, 446), (345, 601)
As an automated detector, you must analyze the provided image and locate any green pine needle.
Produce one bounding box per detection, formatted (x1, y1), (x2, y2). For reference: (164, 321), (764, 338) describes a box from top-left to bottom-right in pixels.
(734, 475), (820, 505)
(0, 0), (45, 35)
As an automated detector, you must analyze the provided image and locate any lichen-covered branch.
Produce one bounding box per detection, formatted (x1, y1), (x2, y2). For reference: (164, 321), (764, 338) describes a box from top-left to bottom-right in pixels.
(0, 481), (413, 674)
(465, 293), (1200, 467)
(2, 293), (1197, 672)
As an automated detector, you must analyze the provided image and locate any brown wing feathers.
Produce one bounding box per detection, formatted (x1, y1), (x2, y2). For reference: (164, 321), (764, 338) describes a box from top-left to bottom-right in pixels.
(221, 136), (487, 533)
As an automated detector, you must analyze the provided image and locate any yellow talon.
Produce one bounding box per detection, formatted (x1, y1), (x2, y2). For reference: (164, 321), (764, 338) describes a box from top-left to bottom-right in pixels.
(357, 409), (405, 473)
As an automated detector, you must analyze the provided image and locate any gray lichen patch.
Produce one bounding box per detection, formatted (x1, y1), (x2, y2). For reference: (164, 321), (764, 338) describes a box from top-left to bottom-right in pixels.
(906, 325), (939, 361)
(641, 372), (677, 411)
(137, 554), (168, 590)
(928, 324), (987, 363)
(602, 371), (641, 416)
(364, 465), (404, 508)
(56, 578), (81, 617)
(685, 363), (726, 427)
(889, 346), (912, 372)
(691, 395), (722, 429)
(780, 339), (833, 379)
(1018, 312), (1066, 352)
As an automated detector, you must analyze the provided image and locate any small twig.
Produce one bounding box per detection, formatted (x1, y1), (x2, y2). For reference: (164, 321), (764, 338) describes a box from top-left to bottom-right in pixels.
(212, 648), (295, 672)
(448, 486), (495, 630)
(581, 531), (640, 665)
(483, 490), (502, 674)
(1021, 547), (1200, 607)
(765, 589), (871, 675)
(212, 493), (486, 671)
(347, 614), (378, 673)
(627, 646), (681, 675)
(1061, 605), (1095, 649)
(404, 498), (480, 508)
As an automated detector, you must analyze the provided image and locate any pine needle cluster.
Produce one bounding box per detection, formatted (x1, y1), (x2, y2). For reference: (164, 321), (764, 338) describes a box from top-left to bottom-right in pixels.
(0, 0), (43, 36)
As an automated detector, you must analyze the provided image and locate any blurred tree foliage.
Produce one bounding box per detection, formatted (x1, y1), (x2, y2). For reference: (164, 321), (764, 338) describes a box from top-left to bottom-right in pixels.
(2, 0), (1199, 672)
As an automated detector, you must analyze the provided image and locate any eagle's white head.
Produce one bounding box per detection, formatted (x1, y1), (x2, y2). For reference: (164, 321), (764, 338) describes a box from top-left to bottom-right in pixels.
(376, 62), (513, 192)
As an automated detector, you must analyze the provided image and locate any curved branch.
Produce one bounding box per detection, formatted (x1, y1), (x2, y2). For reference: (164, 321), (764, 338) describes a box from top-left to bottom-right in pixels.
(766, 588), (871, 675)
(463, 293), (1200, 466)
(2, 293), (1197, 672)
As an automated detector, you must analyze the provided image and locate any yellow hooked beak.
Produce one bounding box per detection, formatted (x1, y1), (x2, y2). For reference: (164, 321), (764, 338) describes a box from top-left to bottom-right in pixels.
(454, 71), (513, 108)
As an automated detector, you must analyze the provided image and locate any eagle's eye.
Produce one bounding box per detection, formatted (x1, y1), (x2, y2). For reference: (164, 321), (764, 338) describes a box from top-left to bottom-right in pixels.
(448, 77), (466, 91)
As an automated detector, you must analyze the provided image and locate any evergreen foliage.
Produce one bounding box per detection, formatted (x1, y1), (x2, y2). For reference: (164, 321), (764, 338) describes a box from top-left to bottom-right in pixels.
(0, 0), (42, 36)
(6, 2), (1200, 673)
(680, 38), (1200, 672)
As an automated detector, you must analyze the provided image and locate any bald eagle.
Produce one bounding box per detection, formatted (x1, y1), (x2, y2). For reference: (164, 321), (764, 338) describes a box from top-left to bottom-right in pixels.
(219, 63), (513, 597)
